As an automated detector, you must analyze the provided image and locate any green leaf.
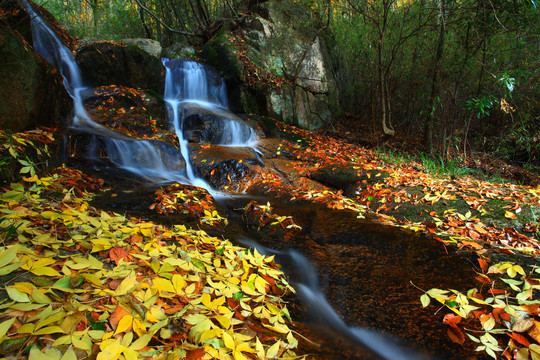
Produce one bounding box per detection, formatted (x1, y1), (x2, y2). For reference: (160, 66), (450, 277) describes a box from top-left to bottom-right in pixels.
(0, 318), (16, 338)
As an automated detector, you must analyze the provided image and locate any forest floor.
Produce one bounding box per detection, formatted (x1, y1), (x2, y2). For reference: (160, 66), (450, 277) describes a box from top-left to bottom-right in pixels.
(0, 119), (539, 360)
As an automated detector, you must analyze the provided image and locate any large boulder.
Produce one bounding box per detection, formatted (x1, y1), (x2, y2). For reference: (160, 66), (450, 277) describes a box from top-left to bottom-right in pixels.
(0, 1), (71, 131)
(120, 38), (162, 58)
(75, 41), (165, 94)
(203, 0), (338, 130)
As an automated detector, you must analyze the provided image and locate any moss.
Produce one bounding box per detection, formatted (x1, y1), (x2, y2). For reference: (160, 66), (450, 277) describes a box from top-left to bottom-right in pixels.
(203, 30), (243, 84)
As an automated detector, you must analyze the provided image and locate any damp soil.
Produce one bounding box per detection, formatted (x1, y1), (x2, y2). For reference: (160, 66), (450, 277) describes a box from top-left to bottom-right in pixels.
(92, 183), (486, 360)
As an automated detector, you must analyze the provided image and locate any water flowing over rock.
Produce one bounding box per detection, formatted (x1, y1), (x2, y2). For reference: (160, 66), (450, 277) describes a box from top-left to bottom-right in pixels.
(0, 0), (71, 131)
(203, 0), (338, 130)
(76, 41), (164, 94)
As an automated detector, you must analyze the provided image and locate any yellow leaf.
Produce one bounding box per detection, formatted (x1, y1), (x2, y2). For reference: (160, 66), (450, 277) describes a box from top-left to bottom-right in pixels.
(31, 266), (61, 277)
(116, 275), (137, 295)
(152, 277), (175, 294)
(505, 211), (516, 219)
(201, 293), (212, 308)
(266, 340), (281, 358)
(33, 326), (65, 335)
(215, 315), (231, 329)
(171, 274), (186, 293)
(115, 315), (133, 335)
(222, 331), (235, 350)
(0, 246), (18, 268)
(200, 328), (222, 342)
(97, 340), (125, 360)
(60, 346), (77, 360)
(286, 331), (298, 349)
(129, 332), (153, 351)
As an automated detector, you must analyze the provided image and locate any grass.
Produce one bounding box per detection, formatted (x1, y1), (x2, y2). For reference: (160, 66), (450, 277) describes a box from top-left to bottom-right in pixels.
(418, 152), (478, 178)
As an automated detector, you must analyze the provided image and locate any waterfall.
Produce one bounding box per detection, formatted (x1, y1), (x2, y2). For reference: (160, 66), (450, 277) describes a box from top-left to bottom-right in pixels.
(162, 58), (257, 148)
(19, 0), (187, 184)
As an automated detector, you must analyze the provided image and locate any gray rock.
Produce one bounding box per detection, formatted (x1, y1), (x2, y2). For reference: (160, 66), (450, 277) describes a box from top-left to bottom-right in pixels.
(163, 43), (197, 59)
(120, 38), (162, 58)
(203, 0), (338, 130)
(0, 4), (71, 131)
(75, 41), (165, 93)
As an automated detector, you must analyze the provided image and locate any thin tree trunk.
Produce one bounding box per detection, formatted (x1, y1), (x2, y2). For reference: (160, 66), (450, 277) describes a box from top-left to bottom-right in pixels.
(424, 0), (446, 152)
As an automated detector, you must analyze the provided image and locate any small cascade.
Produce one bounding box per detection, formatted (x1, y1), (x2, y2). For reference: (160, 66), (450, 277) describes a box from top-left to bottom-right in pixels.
(239, 239), (431, 360)
(163, 58), (257, 147)
(19, 1), (257, 188)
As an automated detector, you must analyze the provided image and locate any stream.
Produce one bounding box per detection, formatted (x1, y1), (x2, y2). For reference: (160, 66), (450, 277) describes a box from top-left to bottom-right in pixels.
(19, 1), (483, 358)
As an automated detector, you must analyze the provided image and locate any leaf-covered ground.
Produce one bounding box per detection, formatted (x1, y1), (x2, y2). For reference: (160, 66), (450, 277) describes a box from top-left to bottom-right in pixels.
(0, 130), (305, 360)
(1, 123), (539, 359)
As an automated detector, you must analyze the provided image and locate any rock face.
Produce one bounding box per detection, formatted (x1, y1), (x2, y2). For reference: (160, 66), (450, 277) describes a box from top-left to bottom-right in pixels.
(204, 0), (338, 130)
(76, 41), (165, 94)
(0, 0), (71, 131)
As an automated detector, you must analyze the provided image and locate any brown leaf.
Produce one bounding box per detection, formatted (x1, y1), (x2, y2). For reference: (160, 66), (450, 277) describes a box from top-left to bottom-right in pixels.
(447, 324), (465, 344)
(527, 320), (540, 343)
(512, 318), (534, 333)
(185, 348), (205, 360)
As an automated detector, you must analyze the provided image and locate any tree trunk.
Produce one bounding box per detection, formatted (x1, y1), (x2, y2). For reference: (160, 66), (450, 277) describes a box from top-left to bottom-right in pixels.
(424, 0), (446, 152)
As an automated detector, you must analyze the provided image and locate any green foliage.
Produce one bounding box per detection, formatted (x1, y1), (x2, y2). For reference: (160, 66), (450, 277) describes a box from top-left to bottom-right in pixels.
(466, 95), (497, 119)
(418, 153), (476, 177)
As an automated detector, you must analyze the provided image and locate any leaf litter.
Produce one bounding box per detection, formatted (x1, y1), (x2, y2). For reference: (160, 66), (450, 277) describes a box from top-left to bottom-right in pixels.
(0, 130), (304, 360)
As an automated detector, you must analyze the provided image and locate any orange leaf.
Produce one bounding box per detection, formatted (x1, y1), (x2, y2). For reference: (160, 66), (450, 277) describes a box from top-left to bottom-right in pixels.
(504, 211), (516, 219)
(478, 258), (488, 272)
(488, 288), (507, 295)
(185, 348), (205, 360)
(110, 247), (130, 265)
(475, 274), (492, 284)
(109, 305), (130, 330)
(508, 332), (531, 347)
(443, 313), (462, 325)
(461, 240), (483, 250)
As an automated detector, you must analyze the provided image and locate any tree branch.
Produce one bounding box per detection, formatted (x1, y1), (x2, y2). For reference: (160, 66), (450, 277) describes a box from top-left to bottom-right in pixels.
(131, 0), (196, 37)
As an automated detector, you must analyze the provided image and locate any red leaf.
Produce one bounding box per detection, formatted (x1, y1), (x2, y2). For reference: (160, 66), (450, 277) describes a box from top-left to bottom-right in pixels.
(508, 332), (531, 347)
(443, 313), (462, 325)
(488, 289), (507, 295)
(110, 247), (130, 265)
(447, 324), (465, 344)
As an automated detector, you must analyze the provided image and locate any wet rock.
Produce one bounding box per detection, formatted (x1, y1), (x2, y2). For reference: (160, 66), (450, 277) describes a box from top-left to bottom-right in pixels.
(81, 85), (169, 140)
(65, 130), (186, 182)
(0, 2), (71, 131)
(180, 102), (255, 145)
(76, 41), (165, 93)
(190, 144), (264, 192)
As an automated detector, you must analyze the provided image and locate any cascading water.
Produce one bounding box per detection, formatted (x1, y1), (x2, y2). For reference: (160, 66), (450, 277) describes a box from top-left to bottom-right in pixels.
(239, 239), (433, 360)
(162, 58), (257, 148)
(19, 0), (191, 184)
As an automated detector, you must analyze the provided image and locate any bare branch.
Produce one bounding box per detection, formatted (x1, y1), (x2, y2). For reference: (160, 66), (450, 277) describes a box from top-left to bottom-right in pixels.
(131, 0), (196, 37)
